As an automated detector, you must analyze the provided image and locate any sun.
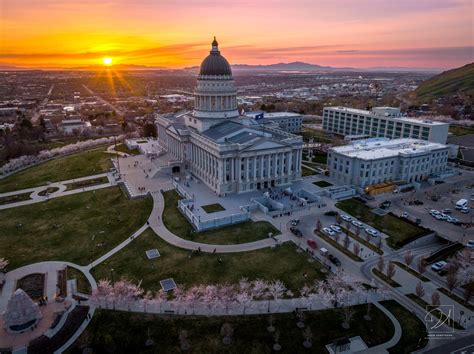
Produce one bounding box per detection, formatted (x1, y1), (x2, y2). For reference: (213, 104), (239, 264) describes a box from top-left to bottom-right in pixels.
(102, 57), (113, 66)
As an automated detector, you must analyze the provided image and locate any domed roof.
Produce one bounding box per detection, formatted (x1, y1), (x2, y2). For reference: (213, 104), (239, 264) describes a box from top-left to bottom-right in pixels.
(199, 37), (232, 76)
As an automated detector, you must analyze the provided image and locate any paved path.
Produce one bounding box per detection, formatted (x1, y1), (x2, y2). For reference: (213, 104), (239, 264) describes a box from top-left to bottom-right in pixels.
(148, 191), (292, 253)
(0, 173), (114, 210)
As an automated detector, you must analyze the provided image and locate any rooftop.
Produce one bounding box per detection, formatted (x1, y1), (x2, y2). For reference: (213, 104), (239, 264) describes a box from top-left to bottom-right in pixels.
(331, 138), (448, 160)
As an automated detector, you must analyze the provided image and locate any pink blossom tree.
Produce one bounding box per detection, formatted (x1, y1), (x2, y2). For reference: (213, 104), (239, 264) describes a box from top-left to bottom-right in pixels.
(267, 280), (287, 312)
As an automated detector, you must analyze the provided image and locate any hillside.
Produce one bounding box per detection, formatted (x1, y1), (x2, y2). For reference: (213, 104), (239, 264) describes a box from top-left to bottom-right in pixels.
(415, 62), (474, 98)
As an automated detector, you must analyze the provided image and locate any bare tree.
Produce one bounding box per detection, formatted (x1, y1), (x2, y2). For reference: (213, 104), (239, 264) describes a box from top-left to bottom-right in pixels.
(417, 257), (426, 275)
(353, 243), (361, 257)
(377, 257), (385, 273)
(446, 273), (459, 293)
(365, 232), (371, 243)
(342, 306), (356, 329)
(316, 219), (322, 231)
(404, 252), (414, 267)
(415, 282), (425, 298)
(386, 261), (396, 280)
(431, 291), (441, 307)
(343, 234), (351, 250)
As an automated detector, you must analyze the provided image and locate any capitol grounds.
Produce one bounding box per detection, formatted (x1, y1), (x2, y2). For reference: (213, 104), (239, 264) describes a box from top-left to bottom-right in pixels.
(0, 142), (473, 352)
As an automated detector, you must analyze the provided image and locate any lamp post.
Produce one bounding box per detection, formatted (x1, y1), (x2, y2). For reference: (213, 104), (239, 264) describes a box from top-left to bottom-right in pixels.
(110, 268), (115, 283)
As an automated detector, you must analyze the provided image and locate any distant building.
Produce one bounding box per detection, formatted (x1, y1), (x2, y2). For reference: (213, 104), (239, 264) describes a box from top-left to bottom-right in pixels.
(323, 106), (449, 144)
(60, 117), (90, 135)
(328, 138), (450, 188)
(244, 111), (303, 133)
(155, 38), (303, 195)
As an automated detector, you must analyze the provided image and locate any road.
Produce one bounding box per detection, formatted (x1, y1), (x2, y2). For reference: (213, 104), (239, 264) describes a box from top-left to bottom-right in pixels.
(31, 84), (54, 124)
(82, 84), (125, 116)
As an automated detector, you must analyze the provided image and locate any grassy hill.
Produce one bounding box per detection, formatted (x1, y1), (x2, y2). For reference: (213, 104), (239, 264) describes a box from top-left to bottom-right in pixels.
(415, 62), (474, 98)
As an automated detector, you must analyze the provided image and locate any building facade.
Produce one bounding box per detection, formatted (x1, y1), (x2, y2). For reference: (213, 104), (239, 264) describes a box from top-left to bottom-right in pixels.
(155, 38), (303, 195)
(328, 138), (450, 188)
(244, 112), (303, 133)
(323, 106), (449, 144)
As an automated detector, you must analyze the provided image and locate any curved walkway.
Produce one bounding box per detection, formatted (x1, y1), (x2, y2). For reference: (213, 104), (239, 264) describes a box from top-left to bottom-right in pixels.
(148, 191), (292, 253)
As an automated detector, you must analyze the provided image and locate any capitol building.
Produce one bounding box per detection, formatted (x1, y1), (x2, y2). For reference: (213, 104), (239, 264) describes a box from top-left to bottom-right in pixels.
(155, 38), (303, 195)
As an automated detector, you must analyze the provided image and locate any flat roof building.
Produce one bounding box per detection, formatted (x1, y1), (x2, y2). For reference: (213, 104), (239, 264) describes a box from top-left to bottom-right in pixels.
(244, 112), (303, 133)
(328, 138), (450, 188)
(323, 106), (449, 144)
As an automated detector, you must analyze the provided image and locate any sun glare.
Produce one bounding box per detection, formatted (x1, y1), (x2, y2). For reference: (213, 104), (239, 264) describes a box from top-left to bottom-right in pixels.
(102, 57), (113, 66)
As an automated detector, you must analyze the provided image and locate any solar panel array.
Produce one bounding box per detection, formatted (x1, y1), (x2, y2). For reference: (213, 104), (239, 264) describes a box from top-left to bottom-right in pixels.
(160, 278), (177, 292)
(146, 249), (160, 259)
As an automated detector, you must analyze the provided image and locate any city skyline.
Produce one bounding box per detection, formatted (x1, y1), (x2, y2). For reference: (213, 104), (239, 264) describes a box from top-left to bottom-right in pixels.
(0, 0), (472, 70)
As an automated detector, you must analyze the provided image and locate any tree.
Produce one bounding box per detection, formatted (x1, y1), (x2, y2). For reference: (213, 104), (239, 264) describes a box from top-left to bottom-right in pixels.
(377, 257), (385, 273)
(417, 257), (426, 275)
(316, 219), (322, 231)
(342, 306), (356, 329)
(431, 291), (441, 307)
(343, 234), (351, 250)
(365, 232), (371, 243)
(0, 258), (9, 272)
(450, 249), (474, 286)
(143, 122), (157, 137)
(376, 237), (383, 251)
(353, 243), (361, 257)
(446, 273), (459, 293)
(355, 227), (360, 237)
(386, 261), (396, 280)
(404, 252), (414, 267)
(463, 286), (472, 303)
(415, 282), (425, 298)
(267, 280), (287, 312)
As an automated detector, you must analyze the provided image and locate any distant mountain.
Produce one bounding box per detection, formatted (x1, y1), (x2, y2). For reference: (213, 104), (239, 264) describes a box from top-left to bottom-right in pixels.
(67, 64), (168, 71)
(415, 62), (474, 98)
(232, 61), (342, 71)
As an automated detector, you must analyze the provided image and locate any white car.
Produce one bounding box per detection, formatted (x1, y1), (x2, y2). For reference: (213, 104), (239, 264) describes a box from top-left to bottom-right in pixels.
(352, 220), (364, 228)
(435, 214), (443, 220)
(431, 261), (447, 272)
(467, 240), (474, 249)
(446, 216), (457, 223)
(439, 213), (449, 220)
(460, 207), (470, 214)
(365, 228), (379, 237)
(330, 225), (342, 233)
(322, 227), (335, 236)
(430, 210), (440, 217)
(341, 214), (352, 222)
(401, 212), (408, 218)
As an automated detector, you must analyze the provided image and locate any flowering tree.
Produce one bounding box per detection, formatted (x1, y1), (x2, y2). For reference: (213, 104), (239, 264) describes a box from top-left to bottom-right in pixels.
(386, 261), (396, 280)
(415, 282), (425, 298)
(417, 257), (426, 275)
(446, 273), (459, 293)
(202, 285), (219, 315)
(267, 280), (287, 312)
(251, 279), (270, 313)
(404, 252), (414, 267)
(343, 234), (351, 250)
(153, 289), (168, 313)
(0, 258), (9, 272)
(90, 279), (114, 309)
(236, 278), (253, 314)
(377, 257), (385, 273)
(450, 249), (474, 286)
(431, 291), (441, 307)
(218, 284), (236, 315)
(142, 291), (153, 313)
(316, 219), (322, 232)
(353, 243), (361, 257)
(172, 287), (186, 314)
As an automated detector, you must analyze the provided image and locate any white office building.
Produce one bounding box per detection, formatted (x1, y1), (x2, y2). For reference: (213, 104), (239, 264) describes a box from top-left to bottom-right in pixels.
(155, 38), (303, 195)
(328, 138), (450, 188)
(323, 106), (449, 144)
(244, 112), (303, 133)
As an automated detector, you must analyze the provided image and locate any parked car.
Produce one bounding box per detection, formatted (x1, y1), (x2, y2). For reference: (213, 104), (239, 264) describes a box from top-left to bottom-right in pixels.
(413, 200), (424, 205)
(435, 214), (443, 220)
(352, 220), (364, 228)
(322, 227), (335, 236)
(442, 208), (452, 214)
(307, 239), (317, 249)
(380, 201), (391, 209)
(341, 214), (352, 222)
(328, 254), (341, 266)
(439, 213), (449, 220)
(365, 228), (379, 237)
(430, 209), (439, 216)
(460, 207), (470, 214)
(324, 210), (339, 217)
(447, 216), (459, 224)
(291, 219), (300, 226)
(290, 227), (302, 237)
(401, 212), (408, 218)
(467, 240), (474, 249)
(431, 261), (447, 272)
(330, 225), (342, 233)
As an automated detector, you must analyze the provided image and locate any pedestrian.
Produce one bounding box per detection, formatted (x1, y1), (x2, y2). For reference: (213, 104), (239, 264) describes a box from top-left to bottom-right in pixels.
(198, 247), (201, 253)
(213, 248), (216, 254)
(45, 295), (48, 304)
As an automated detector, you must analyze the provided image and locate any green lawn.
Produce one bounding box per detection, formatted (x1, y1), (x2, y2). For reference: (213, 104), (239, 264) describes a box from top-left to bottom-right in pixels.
(0, 147), (113, 193)
(449, 125), (474, 136)
(302, 166), (318, 177)
(162, 190), (280, 245)
(300, 127), (333, 143)
(0, 187), (152, 270)
(115, 143), (140, 155)
(201, 203), (226, 213)
(92, 229), (325, 293)
(312, 180), (332, 188)
(67, 266), (92, 294)
(68, 304), (393, 353)
(336, 198), (430, 248)
(381, 300), (428, 354)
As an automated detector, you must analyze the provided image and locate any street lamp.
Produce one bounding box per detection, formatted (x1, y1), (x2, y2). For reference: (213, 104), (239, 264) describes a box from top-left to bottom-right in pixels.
(110, 268), (115, 283)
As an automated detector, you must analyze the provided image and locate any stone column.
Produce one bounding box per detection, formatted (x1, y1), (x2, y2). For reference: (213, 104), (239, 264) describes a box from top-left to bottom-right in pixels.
(246, 157), (250, 182)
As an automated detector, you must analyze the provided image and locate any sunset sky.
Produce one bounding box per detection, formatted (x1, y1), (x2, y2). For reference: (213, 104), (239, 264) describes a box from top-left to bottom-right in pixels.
(0, 0), (472, 69)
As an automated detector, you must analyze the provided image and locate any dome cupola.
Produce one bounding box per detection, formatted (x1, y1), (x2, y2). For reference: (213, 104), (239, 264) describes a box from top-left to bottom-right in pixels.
(199, 37), (232, 76)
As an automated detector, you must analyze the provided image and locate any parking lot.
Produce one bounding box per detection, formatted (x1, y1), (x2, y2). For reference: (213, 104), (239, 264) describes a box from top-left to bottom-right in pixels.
(368, 172), (474, 244)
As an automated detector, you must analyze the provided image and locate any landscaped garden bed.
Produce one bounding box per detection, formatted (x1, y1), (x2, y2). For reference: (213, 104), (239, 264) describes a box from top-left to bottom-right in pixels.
(201, 203), (226, 213)
(340, 226), (383, 255)
(372, 269), (401, 288)
(65, 176), (109, 191)
(312, 180), (332, 188)
(0, 192), (31, 205)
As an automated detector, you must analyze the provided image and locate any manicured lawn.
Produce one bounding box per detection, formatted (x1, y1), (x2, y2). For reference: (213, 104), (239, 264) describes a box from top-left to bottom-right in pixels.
(336, 198), (430, 248)
(115, 143), (140, 155)
(302, 166), (318, 176)
(162, 190), (280, 245)
(312, 152), (328, 164)
(312, 180), (332, 188)
(92, 229), (325, 293)
(64, 176), (109, 191)
(201, 203), (226, 213)
(68, 304), (394, 353)
(449, 125), (474, 136)
(67, 266), (92, 294)
(381, 300), (428, 354)
(0, 187), (152, 270)
(372, 269), (401, 288)
(0, 192), (32, 205)
(0, 147), (113, 193)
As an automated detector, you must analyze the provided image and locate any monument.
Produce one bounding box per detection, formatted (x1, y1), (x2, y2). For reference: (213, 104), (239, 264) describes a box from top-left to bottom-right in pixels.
(3, 288), (43, 333)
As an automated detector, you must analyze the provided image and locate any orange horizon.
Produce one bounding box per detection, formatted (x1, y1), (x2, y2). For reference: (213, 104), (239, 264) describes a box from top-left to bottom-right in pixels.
(1, 1), (472, 70)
